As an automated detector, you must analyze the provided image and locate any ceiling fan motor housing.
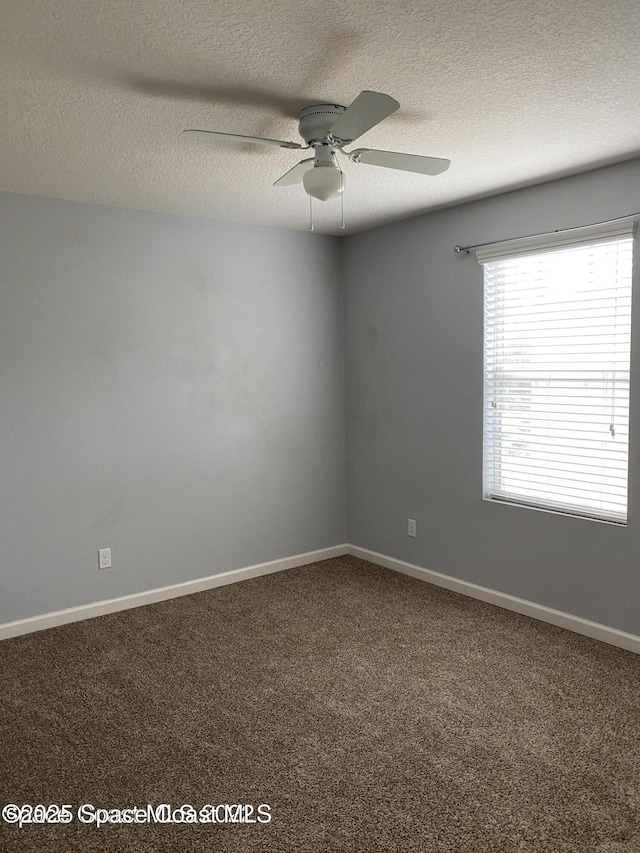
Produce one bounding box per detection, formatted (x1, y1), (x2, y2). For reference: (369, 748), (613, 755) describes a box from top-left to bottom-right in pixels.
(298, 104), (346, 145)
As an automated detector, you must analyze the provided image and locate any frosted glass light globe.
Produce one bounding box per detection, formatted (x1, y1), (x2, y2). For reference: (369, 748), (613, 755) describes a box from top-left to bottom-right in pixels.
(303, 166), (345, 202)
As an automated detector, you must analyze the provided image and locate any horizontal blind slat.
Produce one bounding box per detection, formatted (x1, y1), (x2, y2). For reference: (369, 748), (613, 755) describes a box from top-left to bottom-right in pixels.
(485, 464), (628, 483)
(484, 442), (629, 460)
(487, 493), (626, 524)
(486, 476), (627, 502)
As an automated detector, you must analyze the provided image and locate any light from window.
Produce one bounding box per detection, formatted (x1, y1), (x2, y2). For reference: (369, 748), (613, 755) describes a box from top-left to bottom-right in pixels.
(482, 229), (633, 524)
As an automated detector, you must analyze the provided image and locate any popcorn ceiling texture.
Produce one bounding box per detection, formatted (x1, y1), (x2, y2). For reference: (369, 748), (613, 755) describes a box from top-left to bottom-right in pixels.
(1, 0), (639, 234)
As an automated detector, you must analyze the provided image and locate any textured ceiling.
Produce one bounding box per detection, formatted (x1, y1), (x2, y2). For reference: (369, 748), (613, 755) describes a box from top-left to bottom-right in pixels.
(1, 0), (639, 235)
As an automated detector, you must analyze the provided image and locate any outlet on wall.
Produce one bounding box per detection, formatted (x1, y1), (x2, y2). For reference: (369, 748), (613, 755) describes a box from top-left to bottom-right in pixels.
(98, 548), (111, 569)
(408, 518), (416, 537)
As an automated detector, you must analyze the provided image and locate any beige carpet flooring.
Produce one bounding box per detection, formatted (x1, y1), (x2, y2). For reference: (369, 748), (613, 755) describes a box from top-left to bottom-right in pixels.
(1, 555), (639, 852)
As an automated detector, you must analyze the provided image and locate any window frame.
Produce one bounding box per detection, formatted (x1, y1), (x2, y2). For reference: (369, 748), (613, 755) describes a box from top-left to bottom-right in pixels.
(480, 223), (634, 525)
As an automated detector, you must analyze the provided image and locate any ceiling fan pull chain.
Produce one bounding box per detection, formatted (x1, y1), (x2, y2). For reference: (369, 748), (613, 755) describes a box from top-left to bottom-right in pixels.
(340, 171), (345, 230)
(309, 195), (314, 231)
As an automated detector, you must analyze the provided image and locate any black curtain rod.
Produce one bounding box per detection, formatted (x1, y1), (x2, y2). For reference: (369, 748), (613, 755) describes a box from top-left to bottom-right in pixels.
(453, 212), (640, 255)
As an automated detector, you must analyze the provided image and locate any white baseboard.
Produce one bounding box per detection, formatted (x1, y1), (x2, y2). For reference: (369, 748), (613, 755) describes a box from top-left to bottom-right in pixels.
(4, 543), (638, 655)
(0, 544), (349, 641)
(348, 545), (640, 656)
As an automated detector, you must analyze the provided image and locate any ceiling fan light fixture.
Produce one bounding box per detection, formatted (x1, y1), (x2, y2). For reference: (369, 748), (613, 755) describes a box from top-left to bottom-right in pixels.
(185, 90), (450, 218)
(302, 165), (345, 202)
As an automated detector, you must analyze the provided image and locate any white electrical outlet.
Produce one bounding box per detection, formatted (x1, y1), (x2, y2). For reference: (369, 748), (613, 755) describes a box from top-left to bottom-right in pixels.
(98, 548), (111, 569)
(408, 518), (417, 537)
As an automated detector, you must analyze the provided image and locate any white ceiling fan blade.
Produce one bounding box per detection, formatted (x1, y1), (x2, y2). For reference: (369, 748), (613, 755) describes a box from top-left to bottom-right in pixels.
(330, 91), (399, 143)
(273, 158), (314, 186)
(183, 129), (302, 149)
(349, 147), (450, 175)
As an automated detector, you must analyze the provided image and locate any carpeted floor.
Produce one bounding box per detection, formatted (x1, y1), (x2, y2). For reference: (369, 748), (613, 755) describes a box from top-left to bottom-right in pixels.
(1, 555), (639, 852)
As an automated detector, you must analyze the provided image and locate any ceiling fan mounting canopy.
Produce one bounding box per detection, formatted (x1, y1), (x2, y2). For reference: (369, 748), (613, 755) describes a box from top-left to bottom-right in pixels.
(184, 90), (451, 202)
(297, 103), (346, 145)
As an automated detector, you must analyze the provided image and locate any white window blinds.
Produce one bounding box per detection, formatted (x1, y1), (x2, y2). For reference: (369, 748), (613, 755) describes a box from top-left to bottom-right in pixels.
(482, 227), (634, 524)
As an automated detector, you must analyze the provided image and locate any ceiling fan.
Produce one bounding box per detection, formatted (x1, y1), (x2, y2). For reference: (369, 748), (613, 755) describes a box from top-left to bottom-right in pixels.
(184, 91), (450, 201)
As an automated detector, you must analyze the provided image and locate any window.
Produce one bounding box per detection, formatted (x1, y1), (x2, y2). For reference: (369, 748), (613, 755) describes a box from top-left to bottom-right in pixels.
(481, 225), (634, 524)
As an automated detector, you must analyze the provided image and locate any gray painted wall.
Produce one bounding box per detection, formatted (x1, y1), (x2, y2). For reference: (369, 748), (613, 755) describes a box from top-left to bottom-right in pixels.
(4, 157), (640, 635)
(0, 193), (346, 623)
(344, 157), (640, 636)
